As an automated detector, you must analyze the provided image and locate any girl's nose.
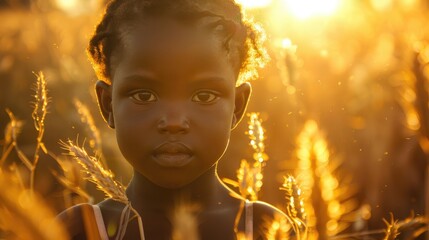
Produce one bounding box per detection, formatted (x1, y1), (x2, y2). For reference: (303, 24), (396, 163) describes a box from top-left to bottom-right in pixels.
(157, 113), (190, 134)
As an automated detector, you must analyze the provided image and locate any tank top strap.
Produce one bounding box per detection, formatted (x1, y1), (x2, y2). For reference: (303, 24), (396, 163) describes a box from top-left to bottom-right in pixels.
(80, 204), (109, 240)
(92, 205), (109, 240)
(244, 200), (254, 240)
(81, 204), (109, 240)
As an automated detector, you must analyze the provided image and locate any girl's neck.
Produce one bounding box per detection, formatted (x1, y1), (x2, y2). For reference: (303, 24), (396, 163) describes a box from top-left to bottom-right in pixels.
(126, 166), (229, 213)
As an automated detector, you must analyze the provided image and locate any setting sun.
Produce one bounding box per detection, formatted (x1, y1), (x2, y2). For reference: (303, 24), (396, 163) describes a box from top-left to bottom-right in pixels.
(282, 0), (341, 19)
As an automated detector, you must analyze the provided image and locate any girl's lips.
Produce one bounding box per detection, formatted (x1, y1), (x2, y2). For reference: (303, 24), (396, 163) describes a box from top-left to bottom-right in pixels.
(152, 142), (193, 167)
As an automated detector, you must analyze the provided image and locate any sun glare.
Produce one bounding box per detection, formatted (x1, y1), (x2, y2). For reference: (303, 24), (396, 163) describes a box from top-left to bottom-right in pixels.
(282, 0), (341, 19)
(56, 0), (78, 10)
(235, 0), (272, 9)
(55, 0), (98, 15)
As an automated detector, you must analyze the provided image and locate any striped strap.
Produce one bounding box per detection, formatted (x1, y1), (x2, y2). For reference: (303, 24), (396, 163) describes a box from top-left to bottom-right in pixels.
(245, 201), (254, 240)
(80, 204), (109, 240)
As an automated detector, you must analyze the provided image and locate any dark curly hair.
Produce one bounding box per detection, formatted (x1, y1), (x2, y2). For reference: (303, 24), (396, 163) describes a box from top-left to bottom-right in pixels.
(87, 0), (268, 86)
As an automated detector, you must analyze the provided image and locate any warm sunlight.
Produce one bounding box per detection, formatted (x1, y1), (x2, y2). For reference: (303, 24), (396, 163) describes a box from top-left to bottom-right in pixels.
(235, 0), (272, 9)
(281, 0), (341, 19)
(55, 0), (98, 15)
(55, 0), (78, 11)
(1, 0), (428, 239)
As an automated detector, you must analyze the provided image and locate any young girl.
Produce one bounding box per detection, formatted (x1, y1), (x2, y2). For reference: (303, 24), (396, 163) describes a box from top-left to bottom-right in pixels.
(59, 0), (284, 239)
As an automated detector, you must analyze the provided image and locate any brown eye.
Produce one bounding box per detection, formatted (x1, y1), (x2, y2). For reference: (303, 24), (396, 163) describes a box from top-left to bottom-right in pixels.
(192, 91), (218, 103)
(131, 91), (157, 103)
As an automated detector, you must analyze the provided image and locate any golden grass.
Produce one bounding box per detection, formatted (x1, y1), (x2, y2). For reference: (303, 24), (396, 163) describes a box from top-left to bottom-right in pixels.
(0, 109), (24, 167)
(223, 112), (268, 201)
(280, 175), (307, 239)
(223, 112), (270, 237)
(30, 71), (49, 190)
(60, 140), (145, 240)
(74, 99), (102, 154)
(0, 68), (427, 239)
(3, 109), (33, 171)
(60, 139), (128, 204)
(0, 170), (68, 240)
(294, 120), (357, 239)
(1, 72), (50, 190)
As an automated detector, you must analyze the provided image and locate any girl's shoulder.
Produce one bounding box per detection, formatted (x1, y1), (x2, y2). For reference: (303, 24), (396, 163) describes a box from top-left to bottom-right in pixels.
(57, 203), (98, 239)
(57, 200), (123, 240)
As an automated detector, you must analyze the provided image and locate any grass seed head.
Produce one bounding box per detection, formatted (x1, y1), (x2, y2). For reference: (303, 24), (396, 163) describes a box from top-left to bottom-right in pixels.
(73, 99), (102, 152)
(60, 139), (128, 204)
(31, 71), (49, 132)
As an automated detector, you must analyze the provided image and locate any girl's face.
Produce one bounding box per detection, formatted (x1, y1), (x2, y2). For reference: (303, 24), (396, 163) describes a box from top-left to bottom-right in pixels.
(97, 17), (250, 189)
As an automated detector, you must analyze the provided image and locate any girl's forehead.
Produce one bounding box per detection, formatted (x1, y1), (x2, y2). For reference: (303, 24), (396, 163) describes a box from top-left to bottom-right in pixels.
(122, 17), (221, 50)
(115, 17), (236, 80)
(119, 18), (228, 63)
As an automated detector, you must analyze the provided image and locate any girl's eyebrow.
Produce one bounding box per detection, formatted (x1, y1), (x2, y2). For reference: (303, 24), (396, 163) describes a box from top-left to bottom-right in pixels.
(191, 76), (227, 84)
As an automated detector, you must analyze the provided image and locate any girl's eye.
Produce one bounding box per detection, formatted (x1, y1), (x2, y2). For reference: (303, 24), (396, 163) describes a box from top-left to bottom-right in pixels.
(192, 91), (219, 103)
(130, 91), (157, 103)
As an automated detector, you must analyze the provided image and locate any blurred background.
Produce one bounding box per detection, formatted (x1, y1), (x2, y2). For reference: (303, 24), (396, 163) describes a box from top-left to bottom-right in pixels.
(0, 0), (428, 238)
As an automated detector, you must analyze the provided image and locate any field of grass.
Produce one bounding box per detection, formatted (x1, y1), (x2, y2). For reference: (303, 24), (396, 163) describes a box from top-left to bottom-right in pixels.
(0, 0), (428, 239)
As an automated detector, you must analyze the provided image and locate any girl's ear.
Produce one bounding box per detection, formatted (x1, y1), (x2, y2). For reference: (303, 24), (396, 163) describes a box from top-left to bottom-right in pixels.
(231, 82), (252, 130)
(95, 81), (115, 129)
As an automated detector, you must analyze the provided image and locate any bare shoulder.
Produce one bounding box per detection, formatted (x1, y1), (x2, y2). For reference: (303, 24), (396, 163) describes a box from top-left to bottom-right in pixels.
(96, 198), (127, 226)
(57, 200), (126, 239)
(56, 203), (92, 239)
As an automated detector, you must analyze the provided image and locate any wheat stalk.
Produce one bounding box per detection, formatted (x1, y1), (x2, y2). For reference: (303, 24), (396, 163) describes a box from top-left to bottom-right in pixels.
(3, 109), (33, 170)
(74, 99), (102, 154)
(60, 139), (145, 240)
(30, 71), (49, 190)
(295, 120), (357, 239)
(0, 170), (68, 240)
(331, 214), (427, 239)
(60, 139), (128, 204)
(224, 112), (268, 200)
(0, 109), (24, 166)
(223, 113), (269, 237)
(280, 175), (307, 239)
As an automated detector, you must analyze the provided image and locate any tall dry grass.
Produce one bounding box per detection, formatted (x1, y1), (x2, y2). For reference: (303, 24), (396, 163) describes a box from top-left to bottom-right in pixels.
(0, 170), (68, 240)
(73, 99), (102, 155)
(293, 120), (358, 239)
(30, 71), (49, 190)
(223, 112), (270, 237)
(60, 140), (145, 240)
(0, 70), (427, 239)
(280, 175), (307, 239)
